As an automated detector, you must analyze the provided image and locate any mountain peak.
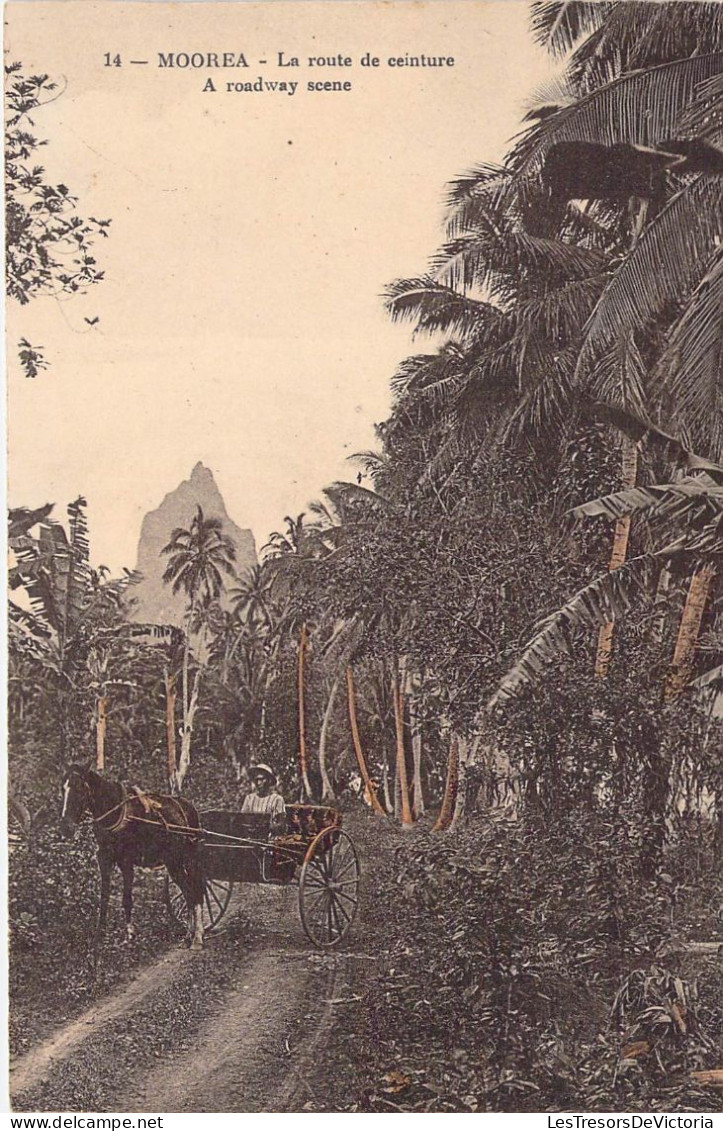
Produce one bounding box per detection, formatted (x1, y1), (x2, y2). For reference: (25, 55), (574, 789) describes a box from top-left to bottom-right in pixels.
(190, 461), (212, 481)
(127, 465), (257, 627)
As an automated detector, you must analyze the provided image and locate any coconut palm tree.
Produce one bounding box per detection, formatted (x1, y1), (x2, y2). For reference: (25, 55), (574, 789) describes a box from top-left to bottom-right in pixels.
(161, 505), (236, 790)
(390, 5), (723, 697)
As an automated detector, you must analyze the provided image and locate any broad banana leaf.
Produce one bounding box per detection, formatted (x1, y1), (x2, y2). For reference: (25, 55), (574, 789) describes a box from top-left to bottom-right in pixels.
(489, 553), (659, 707)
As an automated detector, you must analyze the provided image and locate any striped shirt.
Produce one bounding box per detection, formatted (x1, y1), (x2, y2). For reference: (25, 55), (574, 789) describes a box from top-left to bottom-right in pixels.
(241, 791), (286, 820)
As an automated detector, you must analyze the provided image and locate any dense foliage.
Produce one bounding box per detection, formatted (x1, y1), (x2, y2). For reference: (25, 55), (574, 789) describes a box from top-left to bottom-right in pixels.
(5, 63), (110, 375)
(329, 814), (722, 1113)
(8, 1), (723, 1112)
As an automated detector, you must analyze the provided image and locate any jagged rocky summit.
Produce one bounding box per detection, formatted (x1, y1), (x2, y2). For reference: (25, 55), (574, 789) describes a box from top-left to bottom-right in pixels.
(127, 462), (257, 627)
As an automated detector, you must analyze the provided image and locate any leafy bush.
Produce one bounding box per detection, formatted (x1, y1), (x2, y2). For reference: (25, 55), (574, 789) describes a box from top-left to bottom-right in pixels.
(8, 822), (177, 1056)
(348, 812), (721, 1112)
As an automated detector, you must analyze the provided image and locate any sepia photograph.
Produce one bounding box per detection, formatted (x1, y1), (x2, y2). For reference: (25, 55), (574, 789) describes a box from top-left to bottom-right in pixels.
(5, 0), (723, 1115)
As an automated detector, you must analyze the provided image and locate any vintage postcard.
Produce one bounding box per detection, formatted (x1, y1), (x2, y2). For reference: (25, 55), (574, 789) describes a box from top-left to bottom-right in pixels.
(5, 0), (723, 1117)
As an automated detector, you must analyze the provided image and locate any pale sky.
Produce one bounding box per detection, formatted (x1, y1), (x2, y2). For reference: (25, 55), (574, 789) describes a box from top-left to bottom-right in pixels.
(6, 1), (551, 572)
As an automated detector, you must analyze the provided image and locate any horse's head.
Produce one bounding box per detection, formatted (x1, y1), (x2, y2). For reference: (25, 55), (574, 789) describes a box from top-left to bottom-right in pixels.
(59, 763), (93, 837)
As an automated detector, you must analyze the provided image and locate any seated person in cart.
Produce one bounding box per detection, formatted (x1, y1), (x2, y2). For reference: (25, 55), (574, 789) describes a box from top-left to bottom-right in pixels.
(242, 762), (286, 835)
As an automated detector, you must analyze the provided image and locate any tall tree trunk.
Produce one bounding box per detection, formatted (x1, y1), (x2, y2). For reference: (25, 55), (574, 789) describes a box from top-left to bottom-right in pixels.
(174, 669), (201, 793)
(164, 668), (178, 786)
(258, 655), (276, 748)
(95, 695), (108, 771)
(298, 623), (312, 798)
(318, 677), (338, 801)
(650, 562), (673, 645)
(595, 436), (639, 678)
(406, 669), (425, 817)
(381, 749), (393, 813)
(346, 666), (386, 815)
(665, 565), (716, 700)
(451, 736), (470, 828)
(393, 663), (414, 827)
(174, 603), (200, 795)
(433, 731), (459, 832)
(394, 758), (401, 818)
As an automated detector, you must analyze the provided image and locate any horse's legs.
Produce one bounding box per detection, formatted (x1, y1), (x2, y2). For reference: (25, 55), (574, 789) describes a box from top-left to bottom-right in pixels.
(94, 848), (113, 946)
(167, 853), (204, 949)
(120, 858), (135, 942)
(166, 859), (196, 947)
(188, 902), (204, 950)
(186, 844), (205, 950)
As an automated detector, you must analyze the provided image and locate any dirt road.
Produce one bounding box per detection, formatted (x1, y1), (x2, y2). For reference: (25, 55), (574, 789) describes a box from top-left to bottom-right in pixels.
(10, 879), (378, 1113)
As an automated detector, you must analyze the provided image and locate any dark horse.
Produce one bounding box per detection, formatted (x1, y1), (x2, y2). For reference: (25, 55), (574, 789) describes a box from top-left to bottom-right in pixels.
(60, 763), (205, 948)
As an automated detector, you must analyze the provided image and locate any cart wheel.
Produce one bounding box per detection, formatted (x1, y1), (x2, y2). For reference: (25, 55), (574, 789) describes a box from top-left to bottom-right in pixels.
(164, 875), (234, 935)
(299, 827), (360, 948)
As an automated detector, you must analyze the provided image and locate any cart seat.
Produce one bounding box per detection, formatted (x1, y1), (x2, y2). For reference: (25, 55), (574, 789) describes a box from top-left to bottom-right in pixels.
(284, 803), (341, 840)
(201, 810), (272, 841)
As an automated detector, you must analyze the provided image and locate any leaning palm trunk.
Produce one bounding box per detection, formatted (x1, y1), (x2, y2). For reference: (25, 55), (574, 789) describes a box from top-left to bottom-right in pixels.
(95, 696), (109, 770)
(596, 436), (639, 678)
(318, 677), (338, 801)
(433, 732), (459, 832)
(164, 669), (178, 786)
(665, 565), (716, 700)
(298, 623), (312, 798)
(643, 564), (715, 876)
(393, 664), (414, 826)
(406, 670), (425, 816)
(346, 666), (385, 816)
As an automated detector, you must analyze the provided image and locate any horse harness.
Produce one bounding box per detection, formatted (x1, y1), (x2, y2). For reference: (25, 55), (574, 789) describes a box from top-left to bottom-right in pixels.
(88, 783), (199, 839)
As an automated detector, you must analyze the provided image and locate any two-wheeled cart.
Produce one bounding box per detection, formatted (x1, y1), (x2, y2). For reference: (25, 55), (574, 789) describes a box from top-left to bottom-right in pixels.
(165, 803), (360, 948)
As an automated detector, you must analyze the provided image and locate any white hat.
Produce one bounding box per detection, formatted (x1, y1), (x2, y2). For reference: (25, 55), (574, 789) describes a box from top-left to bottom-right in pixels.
(250, 763), (276, 783)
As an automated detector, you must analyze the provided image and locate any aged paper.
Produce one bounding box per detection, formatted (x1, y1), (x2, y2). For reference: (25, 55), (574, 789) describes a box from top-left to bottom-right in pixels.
(6, 2), (552, 1112)
(7, 0), (721, 1119)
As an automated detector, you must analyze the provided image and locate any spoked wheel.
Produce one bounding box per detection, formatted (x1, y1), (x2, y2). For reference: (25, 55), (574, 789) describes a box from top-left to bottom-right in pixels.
(164, 875), (234, 935)
(299, 827), (360, 948)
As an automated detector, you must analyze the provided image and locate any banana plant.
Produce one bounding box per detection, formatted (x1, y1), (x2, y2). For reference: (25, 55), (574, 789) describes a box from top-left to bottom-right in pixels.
(491, 470), (722, 707)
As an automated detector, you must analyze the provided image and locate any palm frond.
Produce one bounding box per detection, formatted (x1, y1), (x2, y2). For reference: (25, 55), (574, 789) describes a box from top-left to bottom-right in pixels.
(691, 662), (723, 691)
(384, 276), (506, 338)
(679, 71), (723, 142)
(656, 247), (723, 462)
(509, 54), (723, 180)
(390, 349), (469, 406)
(8, 599), (52, 640)
(589, 333), (648, 422)
(516, 274), (606, 345)
(431, 229), (606, 294)
(503, 346), (577, 445)
(565, 5), (723, 95)
(576, 177), (723, 388)
(586, 399), (723, 475)
(530, 1), (610, 58)
(443, 163), (513, 215)
(325, 480), (392, 512)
